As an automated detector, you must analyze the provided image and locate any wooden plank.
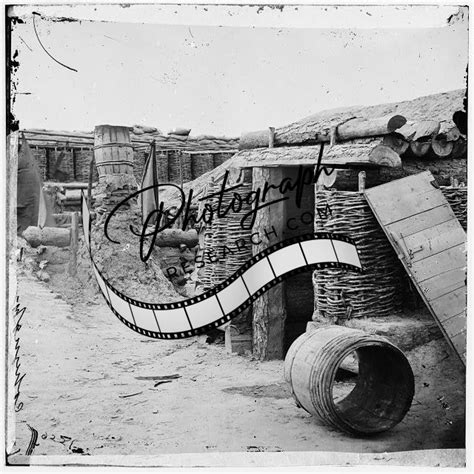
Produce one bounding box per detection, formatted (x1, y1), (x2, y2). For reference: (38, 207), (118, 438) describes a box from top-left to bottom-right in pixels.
(418, 268), (465, 300)
(410, 243), (465, 283)
(429, 287), (466, 322)
(451, 331), (467, 361)
(442, 312), (466, 338)
(403, 219), (466, 263)
(366, 171), (446, 225)
(386, 206), (454, 239)
(365, 171), (467, 365)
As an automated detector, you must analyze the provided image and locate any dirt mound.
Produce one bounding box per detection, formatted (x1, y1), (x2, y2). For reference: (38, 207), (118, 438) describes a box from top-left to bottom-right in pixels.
(19, 201), (184, 306)
(88, 204), (183, 304)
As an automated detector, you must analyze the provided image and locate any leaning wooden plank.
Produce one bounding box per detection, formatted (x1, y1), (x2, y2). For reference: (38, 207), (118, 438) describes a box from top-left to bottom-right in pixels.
(418, 269), (465, 300)
(365, 171), (466, 365)
(403, 219), (466, 263)
(443, 313), (467, 337)
(450, 331), (467, 357)
(366, 171), (447, 225)
(410, 244), (465, 283)
(386, 207), (454, 238)
(429, 287), (466, 323)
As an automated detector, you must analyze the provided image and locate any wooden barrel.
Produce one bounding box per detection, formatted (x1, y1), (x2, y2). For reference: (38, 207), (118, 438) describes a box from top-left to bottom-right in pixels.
(94, 125), (134, 178)
(284, 326), (414, 435)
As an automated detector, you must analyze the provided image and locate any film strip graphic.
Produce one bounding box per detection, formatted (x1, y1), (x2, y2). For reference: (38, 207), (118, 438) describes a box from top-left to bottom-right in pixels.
(81, 193), (362, 339)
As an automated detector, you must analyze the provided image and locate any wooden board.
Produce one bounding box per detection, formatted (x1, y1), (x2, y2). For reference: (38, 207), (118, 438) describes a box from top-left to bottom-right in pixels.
(365, 171), (467, 365)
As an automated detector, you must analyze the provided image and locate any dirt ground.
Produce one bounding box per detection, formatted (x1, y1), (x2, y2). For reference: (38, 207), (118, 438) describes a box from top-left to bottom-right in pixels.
(9, 273), (465, 466)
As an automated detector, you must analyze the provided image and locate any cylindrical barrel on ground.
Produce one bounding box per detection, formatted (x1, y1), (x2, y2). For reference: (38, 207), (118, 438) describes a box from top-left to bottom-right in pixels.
(284, 326), (414, 435)
(94, 125), (134, 178)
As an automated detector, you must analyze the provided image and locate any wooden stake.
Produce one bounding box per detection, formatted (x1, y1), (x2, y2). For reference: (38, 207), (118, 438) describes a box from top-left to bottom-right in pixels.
(68, 212), (79, 276)
(72, 148), (77, 180)
(358, 171), (366, 193)
(268, 127), (275, 148)
(88, 157), (94, 207)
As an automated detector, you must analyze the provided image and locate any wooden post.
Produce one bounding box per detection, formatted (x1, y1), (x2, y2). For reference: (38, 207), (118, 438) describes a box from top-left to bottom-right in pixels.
(358, 171), (366, 193)
(45, 148), (50, 180)
(68, 212), (79, 276)
(252, 167), (287, 360)
(72, 148), (77, 180)
(88, 157), (94, 207)
(268, 127), (275, 148)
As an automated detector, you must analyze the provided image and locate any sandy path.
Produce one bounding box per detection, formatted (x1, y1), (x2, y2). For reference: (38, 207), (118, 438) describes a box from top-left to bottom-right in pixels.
(10, 274), (465, 461)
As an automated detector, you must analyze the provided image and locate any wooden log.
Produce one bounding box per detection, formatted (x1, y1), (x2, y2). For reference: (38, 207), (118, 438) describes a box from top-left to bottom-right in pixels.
(64, 189), (82, 200)
(252, 167), (287, 360)
(409, 139), (432, 157)
(397, 120), (440, 141)
(44, 181), (89, 189)
(234, 140), (402, 169)
(382, 132), (409, 155)
(451, 137), (467, 159)
(239, 114), (407, 149)
(431, 134), (454, 158)
(446, 126), (461, 142)
(68, 212), (79, 276)
(153, 229), (199, 248)
(23, 226), (71, 248)
(368, 145), (402, 167)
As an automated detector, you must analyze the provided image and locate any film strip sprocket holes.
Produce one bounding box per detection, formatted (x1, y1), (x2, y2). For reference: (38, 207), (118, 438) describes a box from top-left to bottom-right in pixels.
(81, 193), (362, 339)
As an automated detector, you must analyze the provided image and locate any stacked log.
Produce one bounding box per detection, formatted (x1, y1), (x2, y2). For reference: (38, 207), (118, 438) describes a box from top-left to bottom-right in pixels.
(239, 110), (467, 164)
(240, 114), (408, 149)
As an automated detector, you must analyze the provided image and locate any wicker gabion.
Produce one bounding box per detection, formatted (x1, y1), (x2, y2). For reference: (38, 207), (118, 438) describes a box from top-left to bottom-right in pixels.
(198, 176), (253, 290)
(441, 186), (467, 231)
(167, 150), (192, 184)
(313, 190), (408, 322)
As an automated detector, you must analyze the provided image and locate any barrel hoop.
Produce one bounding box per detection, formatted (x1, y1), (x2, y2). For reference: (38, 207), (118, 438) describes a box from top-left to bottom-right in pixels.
(287, 327), (338, 413)
(309, 333), (407, 434)
(94, 143), (134, 150)
(96, 160), (133, 166)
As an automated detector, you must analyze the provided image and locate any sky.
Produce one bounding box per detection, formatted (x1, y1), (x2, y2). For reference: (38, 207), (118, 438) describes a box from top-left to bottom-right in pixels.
(10, 4), (468, 137)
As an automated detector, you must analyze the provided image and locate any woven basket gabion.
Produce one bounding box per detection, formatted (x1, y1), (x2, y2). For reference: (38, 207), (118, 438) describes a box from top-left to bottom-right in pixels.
(313, 190), (408, 322)
(441, 186), (467, 231)
(198, 177), (253, 290)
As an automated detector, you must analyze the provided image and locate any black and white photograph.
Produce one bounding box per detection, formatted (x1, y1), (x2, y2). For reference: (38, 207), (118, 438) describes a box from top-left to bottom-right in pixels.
(4, 2), (470, 469)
